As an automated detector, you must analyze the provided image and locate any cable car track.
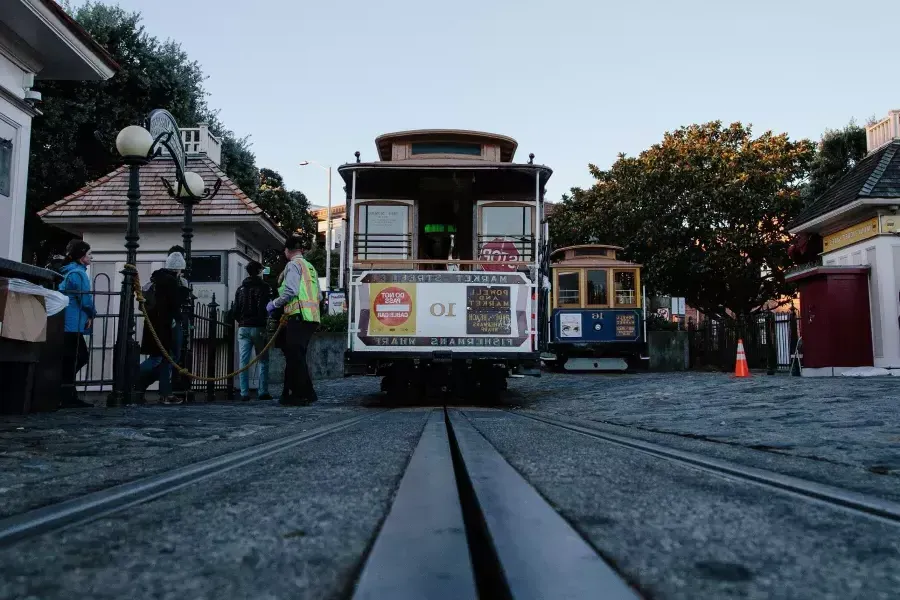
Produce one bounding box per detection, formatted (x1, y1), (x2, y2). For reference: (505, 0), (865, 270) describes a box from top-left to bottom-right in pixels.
(0, 412), (378, 547)
(512, 410), (900, 526)
(5, 406), (897, 599)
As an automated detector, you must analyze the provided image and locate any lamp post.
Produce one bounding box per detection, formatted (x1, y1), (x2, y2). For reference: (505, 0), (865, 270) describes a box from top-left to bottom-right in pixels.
(108, 111), (221, 407)
(299, 160), (332, 291)
(108, 125), (154, 407)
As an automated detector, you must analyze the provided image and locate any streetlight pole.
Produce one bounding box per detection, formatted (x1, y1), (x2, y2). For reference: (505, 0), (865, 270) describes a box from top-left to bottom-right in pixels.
(108, 139), (149, 407)
(108, 113), (221, 407)
(299, 160), (332, 291)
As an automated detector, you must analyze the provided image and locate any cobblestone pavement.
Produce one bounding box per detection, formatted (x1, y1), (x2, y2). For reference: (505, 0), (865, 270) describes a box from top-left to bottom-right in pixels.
(0, 377), (380, 518)
(505, 372), (900, 477)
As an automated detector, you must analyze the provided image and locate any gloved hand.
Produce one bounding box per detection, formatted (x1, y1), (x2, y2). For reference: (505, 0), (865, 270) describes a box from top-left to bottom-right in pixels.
(266, 300), (276, 315)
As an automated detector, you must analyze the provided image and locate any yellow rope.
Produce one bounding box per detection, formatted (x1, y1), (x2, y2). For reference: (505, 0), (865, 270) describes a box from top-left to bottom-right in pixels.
(127, 264), (287, 382)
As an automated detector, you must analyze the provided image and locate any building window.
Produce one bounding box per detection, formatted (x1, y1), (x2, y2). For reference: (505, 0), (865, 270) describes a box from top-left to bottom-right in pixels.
(0, 138), (12, 197)
(557, 271), (580, 307)
(586, 269), (608, 306)
(614, 270), (637, 306)
(410, 142), (481, 156)
(356, 204), (410, 260)
(190, 255), (223, 283)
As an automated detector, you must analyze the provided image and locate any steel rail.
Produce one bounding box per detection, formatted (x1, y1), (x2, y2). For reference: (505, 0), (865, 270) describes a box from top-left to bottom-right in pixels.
(515, 410), (900, 524)
(446, 409), (640, 599)
(0, 412), (379, 547)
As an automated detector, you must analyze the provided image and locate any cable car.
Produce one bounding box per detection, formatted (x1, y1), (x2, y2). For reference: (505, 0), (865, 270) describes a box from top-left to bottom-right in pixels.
(546, 245), (647, 371)
(338, 130), (551, 399)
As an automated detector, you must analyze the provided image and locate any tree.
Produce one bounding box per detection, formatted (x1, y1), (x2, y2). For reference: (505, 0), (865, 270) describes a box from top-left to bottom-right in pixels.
(255, 167), (317, 247)
(26, 2), (257, 264)
(803, 121), (867, 203)
(551, 121), (815, 320)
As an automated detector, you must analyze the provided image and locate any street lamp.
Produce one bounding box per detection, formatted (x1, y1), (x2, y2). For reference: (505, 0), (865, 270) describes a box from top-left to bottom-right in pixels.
(299, 160), (332, 291)
(108, 125), (156, 407)
(108, 113), (222, 407)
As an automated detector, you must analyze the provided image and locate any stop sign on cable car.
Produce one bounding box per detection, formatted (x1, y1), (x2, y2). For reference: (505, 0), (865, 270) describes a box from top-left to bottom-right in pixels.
(480, 238), (520, 272)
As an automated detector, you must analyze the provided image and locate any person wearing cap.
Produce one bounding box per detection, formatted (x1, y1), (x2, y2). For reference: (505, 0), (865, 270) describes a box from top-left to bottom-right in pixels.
(138, 251), (191, 404)
(231, 260), (274, 401)
(267, 236), (320, 405)
(58, 240), (96, 408)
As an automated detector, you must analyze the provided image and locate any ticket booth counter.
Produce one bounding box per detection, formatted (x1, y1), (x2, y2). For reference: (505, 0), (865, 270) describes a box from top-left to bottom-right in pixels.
(785, 266), (873, 376)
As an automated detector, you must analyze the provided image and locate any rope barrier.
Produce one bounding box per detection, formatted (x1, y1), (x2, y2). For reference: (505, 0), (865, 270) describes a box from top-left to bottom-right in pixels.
(127, 264), (287, 382)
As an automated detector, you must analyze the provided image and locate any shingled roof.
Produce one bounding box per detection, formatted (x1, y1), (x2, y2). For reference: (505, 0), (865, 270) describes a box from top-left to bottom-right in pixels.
(39, 156), (274, 225)
(792, 140), (900, 228)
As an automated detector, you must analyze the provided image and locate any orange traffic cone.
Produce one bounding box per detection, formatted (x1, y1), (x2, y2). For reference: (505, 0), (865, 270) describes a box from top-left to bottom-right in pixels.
(734, 339), (750, 378)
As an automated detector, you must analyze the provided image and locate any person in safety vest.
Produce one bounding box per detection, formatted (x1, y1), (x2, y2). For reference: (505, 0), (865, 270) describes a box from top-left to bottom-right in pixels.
(267, 236), (320, 406)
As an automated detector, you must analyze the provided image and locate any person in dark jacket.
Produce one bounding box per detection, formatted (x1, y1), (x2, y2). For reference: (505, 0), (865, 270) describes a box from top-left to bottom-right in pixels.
(232, 261), (274, 401)
(138, 252), (190, 404)
(58, 240), (96, 408)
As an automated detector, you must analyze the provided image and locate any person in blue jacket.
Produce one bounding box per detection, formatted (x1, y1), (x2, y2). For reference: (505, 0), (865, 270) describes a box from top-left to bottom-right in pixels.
(59, 240), (96, 408)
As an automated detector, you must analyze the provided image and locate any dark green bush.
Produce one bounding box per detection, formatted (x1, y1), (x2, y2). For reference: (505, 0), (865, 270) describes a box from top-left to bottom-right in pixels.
(319, 312), (348, 333)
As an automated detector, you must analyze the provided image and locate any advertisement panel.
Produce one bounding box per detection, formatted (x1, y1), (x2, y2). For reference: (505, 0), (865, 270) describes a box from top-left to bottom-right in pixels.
(352, 271), (532, 353)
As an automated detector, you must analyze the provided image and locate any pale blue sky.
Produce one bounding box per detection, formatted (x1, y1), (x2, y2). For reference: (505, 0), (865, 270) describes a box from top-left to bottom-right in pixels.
(78, 0), (900, 207)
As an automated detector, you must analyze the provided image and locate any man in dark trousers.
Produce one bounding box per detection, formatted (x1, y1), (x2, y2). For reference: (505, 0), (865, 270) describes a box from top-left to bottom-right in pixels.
(267, 236), (320, 406)
(231, 260), (274, 401)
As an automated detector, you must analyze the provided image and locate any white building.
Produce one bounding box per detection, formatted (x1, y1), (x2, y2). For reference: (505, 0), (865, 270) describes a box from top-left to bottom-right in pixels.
(0, 0), (118, 261)
(312, 203), (346, 251)
(39, 125), (285, 386)
(789, 109), (900, 371)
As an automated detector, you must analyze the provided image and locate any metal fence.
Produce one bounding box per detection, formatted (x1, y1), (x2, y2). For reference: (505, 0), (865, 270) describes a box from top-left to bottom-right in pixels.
(62, 274), (235, 400)
(688, 311), (799, 373)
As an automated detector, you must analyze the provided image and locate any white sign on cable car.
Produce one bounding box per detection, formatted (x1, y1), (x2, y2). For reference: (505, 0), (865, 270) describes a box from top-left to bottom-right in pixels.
(351, 271), (532, 353)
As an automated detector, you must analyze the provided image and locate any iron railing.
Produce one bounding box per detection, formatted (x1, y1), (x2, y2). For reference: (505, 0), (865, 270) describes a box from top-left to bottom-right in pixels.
(61, 274), (235, 401)
(687, 310), (799, 373)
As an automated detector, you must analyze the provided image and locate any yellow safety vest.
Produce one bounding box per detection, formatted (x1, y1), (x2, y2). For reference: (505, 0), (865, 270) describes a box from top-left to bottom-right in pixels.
(279, 256), (320, 323)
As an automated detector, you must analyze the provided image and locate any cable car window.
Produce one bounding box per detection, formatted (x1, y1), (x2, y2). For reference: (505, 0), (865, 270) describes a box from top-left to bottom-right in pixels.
(574, 248), (609, 257)
(479, 205), (534, 263)
(614, 270), (637, 306)
(411, 142), (482, 156)
(356, 204), (410, 260)
(557, 271), (580, 307)
(586, 269), (608, 306)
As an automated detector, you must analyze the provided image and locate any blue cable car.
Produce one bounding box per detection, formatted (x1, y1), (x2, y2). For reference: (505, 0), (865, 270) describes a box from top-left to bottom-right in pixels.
(547, 245), (647, 371)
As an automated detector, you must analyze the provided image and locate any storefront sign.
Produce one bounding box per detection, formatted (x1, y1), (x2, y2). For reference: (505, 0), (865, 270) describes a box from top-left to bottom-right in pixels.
(823, 217), (879, 252)
(881, 214), (899, 234)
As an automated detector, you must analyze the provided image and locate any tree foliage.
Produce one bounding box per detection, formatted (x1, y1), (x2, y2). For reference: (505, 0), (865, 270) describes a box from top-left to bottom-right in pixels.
(255, 167), (317, 247)
(550, 121), (815, 319)
(803, 121), (867, 203)
(26, 2), (260, 263)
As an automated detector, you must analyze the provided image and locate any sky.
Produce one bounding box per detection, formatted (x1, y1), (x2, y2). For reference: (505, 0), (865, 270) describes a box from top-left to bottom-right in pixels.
(76, 0), (900, 208)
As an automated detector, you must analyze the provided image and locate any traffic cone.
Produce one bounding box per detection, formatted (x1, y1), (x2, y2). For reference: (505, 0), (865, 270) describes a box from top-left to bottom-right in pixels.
(734, 339), (750, 378)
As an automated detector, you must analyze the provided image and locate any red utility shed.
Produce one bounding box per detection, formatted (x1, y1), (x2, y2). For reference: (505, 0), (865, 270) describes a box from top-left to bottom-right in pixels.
(786, 266), (873, 369)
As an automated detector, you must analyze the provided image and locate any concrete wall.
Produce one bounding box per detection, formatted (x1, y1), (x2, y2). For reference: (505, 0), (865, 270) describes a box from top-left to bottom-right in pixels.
(267, 332), (345, 388)
(648, 331), (689, 371)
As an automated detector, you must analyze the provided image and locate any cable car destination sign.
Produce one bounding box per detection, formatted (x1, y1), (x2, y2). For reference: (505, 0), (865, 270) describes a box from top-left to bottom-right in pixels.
(353, 271), (531, 351)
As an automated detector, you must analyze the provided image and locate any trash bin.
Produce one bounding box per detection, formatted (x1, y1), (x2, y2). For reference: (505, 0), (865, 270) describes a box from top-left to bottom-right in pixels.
(30, 310), (66, 412)
(0, 260), (66, 414)
(0, 338), (40, 414)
